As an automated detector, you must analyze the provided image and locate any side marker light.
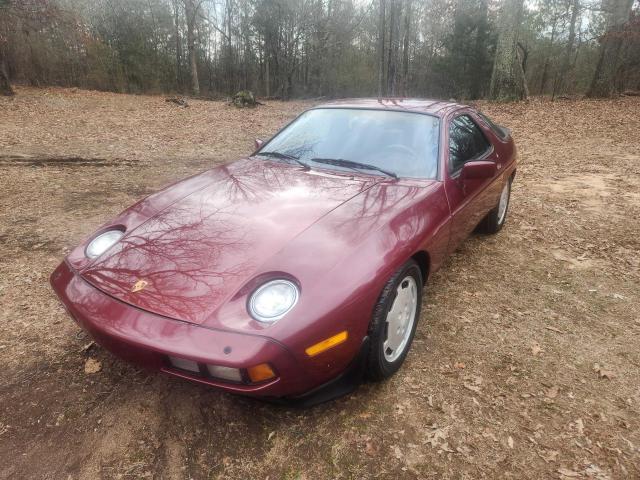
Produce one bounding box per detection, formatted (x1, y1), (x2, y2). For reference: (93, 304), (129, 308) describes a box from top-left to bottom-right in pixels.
(305, 331), (348, 357)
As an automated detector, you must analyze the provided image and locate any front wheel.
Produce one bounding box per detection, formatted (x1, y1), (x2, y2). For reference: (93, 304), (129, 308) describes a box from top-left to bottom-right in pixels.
(366, 259), (422, 381)
(480, 177), (512, 234)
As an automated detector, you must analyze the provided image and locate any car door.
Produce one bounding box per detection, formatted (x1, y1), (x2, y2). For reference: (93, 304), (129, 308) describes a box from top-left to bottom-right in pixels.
(444, 112), (499, 253)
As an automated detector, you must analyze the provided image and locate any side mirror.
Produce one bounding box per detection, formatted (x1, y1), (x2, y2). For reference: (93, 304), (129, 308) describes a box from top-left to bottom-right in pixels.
(461, 160), (496, 181)
(254, 138), (264, 150)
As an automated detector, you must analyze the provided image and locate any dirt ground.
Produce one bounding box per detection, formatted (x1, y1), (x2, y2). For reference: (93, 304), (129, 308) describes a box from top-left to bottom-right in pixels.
(0, 87), (639, 480)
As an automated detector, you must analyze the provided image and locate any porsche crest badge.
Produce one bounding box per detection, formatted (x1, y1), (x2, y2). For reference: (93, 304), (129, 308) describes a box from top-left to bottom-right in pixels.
(131, 279), (148, 293)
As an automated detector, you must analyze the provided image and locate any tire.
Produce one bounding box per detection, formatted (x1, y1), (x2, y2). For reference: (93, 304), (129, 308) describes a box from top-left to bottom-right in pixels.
(366, 259), (423, 381)
(480, 176), (512, 234)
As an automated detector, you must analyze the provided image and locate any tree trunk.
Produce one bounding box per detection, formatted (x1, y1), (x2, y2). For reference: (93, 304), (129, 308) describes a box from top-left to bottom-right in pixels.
(173, 0), (183, 92)
(400, 0), (411, 97)
(0, 34), (13, 96)
(0, 57), (14, 96)
(265, 51), (270, 97)
(225, 0), (234, 95)
(470, 0), (489, 99)
(587, 0), (633, 98)
(489, 0), (527, 101)
(378, 0), (386, 97)
(184, 0), (200, 96)
(516, 43), (530, 98)
(554, 0), (579, 98)
(387, 0), (400, 95)
(539, 16), (557, 94)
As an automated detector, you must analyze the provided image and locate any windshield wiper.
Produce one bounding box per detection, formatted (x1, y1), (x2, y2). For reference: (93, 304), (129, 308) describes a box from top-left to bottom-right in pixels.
(310, 158), (398, 179)
(256, 151), (309, 170)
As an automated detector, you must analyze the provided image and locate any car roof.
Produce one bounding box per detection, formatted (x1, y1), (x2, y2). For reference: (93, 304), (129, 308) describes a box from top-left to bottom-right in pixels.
(313, 98), (469, 118)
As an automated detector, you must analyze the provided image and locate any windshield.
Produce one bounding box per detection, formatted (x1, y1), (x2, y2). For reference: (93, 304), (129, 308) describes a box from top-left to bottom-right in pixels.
(257, 108), (440, 179)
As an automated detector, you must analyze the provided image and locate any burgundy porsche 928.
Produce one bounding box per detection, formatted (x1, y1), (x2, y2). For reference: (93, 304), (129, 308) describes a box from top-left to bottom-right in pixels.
(51, 99), (516, 405)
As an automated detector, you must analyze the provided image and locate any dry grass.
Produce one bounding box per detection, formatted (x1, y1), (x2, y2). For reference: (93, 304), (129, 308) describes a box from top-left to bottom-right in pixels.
(1, 87), (639, 479)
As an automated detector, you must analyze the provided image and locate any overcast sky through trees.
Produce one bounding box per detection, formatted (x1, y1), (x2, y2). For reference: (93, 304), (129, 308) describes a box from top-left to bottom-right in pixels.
(0, 0), (638, 100)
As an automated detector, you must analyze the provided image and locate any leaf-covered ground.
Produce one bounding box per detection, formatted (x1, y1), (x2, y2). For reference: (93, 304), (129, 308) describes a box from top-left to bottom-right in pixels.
(1, 87), (638, 479)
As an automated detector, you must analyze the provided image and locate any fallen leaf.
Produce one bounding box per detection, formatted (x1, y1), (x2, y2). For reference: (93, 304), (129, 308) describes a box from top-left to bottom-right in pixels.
(463, 375), (482, 393)
(79, 341), (95, 353)
(482, 429), (498, 442)
(584, 463), (611, 479)
(620, 435), (635, 451)
(545, 326), (565, 334)
(425, 425), (450, 447)
(531, 343), (543, 355)
(463, 382), (481, 393)
(84, 358), (101, 374)
(456, 444), (472, 456)
(454, 361), (466, 369)
(267, 431), (275, 441)
(439, 442), (454, 453)
(392, 445), (403, 459)
(54, 413), (65, 427)
(365, 441), (379, 456)
(593, 364), (615, 379)
(508, 436), (514, 448)
(546, 385), (559, 399)
(557, 468), (581, 478)
(540, 449), (559, 463)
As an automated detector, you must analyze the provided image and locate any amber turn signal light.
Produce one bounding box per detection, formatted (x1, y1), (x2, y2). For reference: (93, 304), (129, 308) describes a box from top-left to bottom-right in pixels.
(305, 331), (348, 357)
(247, 363), (276, 383)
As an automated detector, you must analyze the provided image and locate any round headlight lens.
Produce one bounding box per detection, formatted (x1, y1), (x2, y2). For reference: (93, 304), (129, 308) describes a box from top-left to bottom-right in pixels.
(85, 230), (124, 259)
(249, 279), (299, 323)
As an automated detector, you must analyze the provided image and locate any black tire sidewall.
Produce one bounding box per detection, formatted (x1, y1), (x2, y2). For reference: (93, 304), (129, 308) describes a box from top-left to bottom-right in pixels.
(497, 180), (511, 227)
(483, 177), (512, 234)
(366, 260), (423, 381)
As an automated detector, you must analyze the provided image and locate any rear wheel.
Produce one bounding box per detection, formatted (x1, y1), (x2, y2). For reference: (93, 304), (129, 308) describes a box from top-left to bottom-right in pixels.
(366, 259), (422, 381)
(480, 177), (512, 234)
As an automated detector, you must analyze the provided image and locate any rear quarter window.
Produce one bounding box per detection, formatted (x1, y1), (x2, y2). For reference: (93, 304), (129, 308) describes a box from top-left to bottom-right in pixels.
(477, 112), (510, 140)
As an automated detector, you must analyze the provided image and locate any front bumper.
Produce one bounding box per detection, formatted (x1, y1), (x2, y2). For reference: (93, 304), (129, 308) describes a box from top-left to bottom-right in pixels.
(50, 261), (326, 398)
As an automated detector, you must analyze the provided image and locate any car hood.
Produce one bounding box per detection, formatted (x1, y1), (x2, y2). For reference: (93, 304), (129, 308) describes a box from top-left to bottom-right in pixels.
(80, 158), (382, 326)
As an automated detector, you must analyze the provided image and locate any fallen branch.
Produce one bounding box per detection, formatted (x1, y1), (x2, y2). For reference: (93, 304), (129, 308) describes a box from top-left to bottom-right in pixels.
(165, 96), (189, 107)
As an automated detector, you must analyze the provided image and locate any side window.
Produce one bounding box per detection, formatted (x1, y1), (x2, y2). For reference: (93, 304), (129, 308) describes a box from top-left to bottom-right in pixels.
(448, 115), (491, 174)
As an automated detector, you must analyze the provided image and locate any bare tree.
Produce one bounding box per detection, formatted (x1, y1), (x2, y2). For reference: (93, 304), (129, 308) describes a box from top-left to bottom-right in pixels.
(470, 0), (490, 99)
(378, 0), (386, 97)
(172, 0), (183, 91)
(400, 0), (411, 96)
(386, 0), (400, 95)
(538, 0), (560, 95)
(587, 0), (634, 97)
(183, 0), (201, 95)
(489, 0), (528, 101)
(0, 0), (636, 102)
(0, 0), (14, 95)
(0, 56), (13, 96)
(554, 0), (580, 98)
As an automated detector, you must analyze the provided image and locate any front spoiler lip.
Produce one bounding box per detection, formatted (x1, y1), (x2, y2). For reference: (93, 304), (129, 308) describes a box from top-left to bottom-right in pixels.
(50, 260), (312, 397)
(160, 366), (281, 393)
(267, 336), (370, 408)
